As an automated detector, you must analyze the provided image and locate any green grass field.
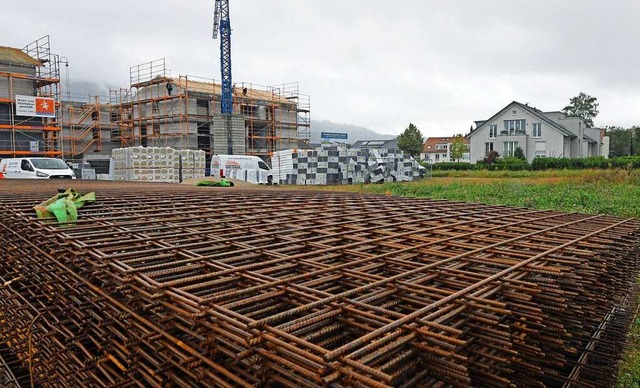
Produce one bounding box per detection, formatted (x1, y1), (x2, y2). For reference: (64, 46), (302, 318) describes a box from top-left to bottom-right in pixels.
(317, 168), (640, 218)
(310, 168), (640, 384)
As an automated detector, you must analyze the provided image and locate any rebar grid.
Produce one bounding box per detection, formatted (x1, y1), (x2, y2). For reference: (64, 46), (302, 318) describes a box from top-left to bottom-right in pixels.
(0, 185), (639, 387)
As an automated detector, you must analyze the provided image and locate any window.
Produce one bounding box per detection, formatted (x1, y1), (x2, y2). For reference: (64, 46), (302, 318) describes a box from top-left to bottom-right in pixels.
(512, 110), (517, 115)
(152, 101), (160, 115)
(504, 119), (526, 135)
(435, 154), (440, 161)
(503, 141), (519, 157)
(532, 123), (542, 138)
(489, 125), (497, 139)
(485, 142), (494, 156)
(535, 141), (546, 157)
(435, 144), (447, 150)
(21, 159), (33, 171)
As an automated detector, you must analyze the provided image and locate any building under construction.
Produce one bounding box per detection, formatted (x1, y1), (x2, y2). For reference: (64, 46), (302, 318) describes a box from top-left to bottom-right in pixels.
(0, 39), (310, 168)
(60, 58), (310, 169)
(0, 36), (62, 158)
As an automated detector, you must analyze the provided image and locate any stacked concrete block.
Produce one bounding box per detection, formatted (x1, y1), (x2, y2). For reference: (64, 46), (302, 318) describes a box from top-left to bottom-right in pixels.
(272, 144), (423, 186)
(271, 150), (296, 183)
(179, 149), (206, 180)
(111, 146), (179, 183)
(213, 115), (246, 155)
(81, 169), (96, 180)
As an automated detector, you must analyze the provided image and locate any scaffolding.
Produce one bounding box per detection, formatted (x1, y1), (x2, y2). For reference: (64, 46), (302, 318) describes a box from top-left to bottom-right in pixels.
(61, 96), (107, 157)
(0, 36), (62, 157)
(105, 59), (310, 161)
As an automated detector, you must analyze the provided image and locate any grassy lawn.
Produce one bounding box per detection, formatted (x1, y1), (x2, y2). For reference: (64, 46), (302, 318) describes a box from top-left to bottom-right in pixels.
(618, 302), (640, 388)
(313, 168), (640, 218)
(306, 168), (640, 383)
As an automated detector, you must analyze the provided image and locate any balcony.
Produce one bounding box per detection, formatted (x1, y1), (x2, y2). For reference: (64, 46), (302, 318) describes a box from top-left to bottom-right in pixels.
(499, 129), (526, 136)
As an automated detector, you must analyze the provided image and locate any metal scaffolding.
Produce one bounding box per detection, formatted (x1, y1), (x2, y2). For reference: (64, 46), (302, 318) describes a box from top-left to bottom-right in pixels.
(103, 59), (310, 160)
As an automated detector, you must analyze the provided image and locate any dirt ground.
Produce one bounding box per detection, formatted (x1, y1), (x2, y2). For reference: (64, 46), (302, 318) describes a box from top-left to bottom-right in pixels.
(0, 178), (267, 196)
(180, 177), (261, 188)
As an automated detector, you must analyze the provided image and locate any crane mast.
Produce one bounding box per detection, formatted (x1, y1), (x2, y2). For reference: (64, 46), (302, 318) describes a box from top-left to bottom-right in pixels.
(213, 0), (233, 114)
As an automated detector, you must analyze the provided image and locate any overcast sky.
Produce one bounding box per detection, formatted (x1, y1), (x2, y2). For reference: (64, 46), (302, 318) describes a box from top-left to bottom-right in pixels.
(5, 0), (640, 136)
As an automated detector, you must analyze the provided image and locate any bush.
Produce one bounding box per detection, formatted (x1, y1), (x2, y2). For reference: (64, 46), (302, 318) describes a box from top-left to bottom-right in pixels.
(610, 156), (640, 169)
(489, 157), (529, 171)
(514, 147), (526, 160)
(483, 150), (500, 165)
(531, 156), (640, 170)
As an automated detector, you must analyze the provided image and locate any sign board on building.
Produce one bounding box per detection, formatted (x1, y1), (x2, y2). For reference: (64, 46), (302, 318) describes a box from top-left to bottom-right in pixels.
(320, 132), (348, 140)
(15, 95), (56, 118)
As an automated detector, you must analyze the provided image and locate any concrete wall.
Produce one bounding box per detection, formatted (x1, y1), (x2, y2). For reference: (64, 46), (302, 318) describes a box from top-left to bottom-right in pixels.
(0, 63), (37, 99)
(527, 129), (564, 159)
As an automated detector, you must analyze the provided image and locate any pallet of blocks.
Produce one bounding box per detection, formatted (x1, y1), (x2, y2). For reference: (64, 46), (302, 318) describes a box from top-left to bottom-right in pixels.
(272, 144), (423, 185)
(179, 149), (206, 180)
(111, 147), (179, 183)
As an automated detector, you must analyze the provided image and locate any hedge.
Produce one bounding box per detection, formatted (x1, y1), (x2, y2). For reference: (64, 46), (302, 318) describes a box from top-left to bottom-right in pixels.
(488, 157), (529, 171)
(531, 156), (640, 170)
(431, 162), (477, 171)
(425, 156), (640, 173)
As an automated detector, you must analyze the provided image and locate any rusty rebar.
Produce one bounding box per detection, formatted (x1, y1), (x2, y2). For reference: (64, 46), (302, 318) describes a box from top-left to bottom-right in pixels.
(0, 182), (639, 387)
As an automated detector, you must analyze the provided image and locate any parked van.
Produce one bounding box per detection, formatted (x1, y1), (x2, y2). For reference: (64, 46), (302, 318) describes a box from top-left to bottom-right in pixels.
(0, 158), (76, 179)
(210, 154), (273, 184)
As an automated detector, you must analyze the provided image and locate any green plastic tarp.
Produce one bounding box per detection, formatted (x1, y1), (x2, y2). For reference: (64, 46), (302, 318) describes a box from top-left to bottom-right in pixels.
(34, 188), (96, 223)
(196, 179), (234, 187)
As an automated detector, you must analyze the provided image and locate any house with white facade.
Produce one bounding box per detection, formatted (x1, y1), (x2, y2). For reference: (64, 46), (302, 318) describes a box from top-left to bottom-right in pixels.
(467, 101), (609, 163)
(420, 136), (470, 164)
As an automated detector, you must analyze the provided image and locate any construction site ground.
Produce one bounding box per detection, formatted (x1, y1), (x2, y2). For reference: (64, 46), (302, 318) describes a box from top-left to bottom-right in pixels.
(1, 179), (639, 387)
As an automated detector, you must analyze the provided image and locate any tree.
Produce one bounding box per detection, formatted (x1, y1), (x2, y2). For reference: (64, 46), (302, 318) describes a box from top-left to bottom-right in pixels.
(397, 123), (424, 158)
(514, 146), (526, 160)
(562, 92), (599, 128)
(450, 134), (469, 162)
(607, 125), (640, 156)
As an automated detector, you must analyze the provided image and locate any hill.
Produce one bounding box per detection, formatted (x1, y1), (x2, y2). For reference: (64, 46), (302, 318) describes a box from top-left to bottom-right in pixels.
(310, 120), (395, 144)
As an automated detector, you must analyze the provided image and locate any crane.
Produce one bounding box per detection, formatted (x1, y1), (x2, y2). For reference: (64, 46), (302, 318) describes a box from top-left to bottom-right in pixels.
(212, 0), (233, 114)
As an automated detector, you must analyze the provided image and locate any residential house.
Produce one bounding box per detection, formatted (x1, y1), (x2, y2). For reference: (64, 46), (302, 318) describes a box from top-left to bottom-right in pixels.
(467, 101), (609, 163)
(420, 136), (470, 164)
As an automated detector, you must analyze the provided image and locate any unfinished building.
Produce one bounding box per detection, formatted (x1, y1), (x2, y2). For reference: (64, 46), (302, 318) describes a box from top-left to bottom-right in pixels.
(62, 58), (310, 170)
(0, 36), (62, 158)
(0, 40), (311, 172)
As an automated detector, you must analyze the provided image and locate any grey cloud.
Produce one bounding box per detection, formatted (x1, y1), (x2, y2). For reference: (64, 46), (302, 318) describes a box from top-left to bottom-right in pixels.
(4, 0), (639, 135)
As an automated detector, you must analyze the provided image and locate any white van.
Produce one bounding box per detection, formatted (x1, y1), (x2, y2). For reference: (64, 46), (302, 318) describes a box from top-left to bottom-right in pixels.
(0, 157), (76, 179)
(210, 154), (273, 184)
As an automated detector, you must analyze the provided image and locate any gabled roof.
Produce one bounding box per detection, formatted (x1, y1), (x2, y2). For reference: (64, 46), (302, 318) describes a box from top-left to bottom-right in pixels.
(422, 136), (468, 153)
(468, 101), (576, 139)
(0, 46), (41, 66)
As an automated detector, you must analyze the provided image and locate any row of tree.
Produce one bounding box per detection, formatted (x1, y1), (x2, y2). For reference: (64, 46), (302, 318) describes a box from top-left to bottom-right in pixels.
(395, 93), (636, 159)
(607, 126), (640, 157)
